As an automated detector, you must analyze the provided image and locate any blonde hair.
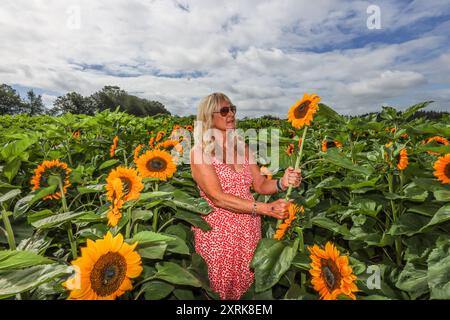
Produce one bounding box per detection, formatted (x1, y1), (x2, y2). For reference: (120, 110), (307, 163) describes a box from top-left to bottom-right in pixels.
(194, 92), (242, 157)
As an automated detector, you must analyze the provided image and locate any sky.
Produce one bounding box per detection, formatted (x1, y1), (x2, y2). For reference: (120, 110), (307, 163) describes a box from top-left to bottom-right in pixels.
(0, 0), (449, 118)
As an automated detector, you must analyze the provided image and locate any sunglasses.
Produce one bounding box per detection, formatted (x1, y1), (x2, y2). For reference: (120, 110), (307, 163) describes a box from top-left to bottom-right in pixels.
(213, 105), (237, 117)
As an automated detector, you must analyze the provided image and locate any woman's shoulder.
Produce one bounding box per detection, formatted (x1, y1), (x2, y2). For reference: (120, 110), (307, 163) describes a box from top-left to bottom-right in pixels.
(190, 145), (214, 166)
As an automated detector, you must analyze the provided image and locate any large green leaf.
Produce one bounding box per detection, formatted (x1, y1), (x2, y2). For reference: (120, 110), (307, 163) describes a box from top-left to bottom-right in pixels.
(3, 158), (21, 183)
(420, 204), (450, 231)
(402, 101), (433, 119)
(0, 138), (36, 162)
(143, 280), (175, 300)
(395, 261), (429, 299)
(311, 216), (351, 236)
(251, 238), (299, 292)
(322, 149), (372, 175)
(171, 190), (213, 215)
(77, 184), (105, 195)
(427, 238), (450, 299)
(154, 262), (202, 287)
(13, 185), (57, 218)
(174, 210), (211, 232)
(387, 213), (430, 236)
(31, 211), (89, 229)
(0, 264), (71, 299)
(0, 250), (53, 271)
(0, 189), (21, 205)
(98, 159), (120, 170)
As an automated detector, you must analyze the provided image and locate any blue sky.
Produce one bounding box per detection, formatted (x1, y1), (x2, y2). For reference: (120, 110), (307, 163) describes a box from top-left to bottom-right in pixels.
(0, 0), (449, 117)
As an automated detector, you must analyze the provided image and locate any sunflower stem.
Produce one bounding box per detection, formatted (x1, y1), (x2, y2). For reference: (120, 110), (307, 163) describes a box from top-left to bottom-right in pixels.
(152, 207), (160, 232)
(125, 207), (132, 239)
(387, 173), (402, 266)
(1, 206), (16, 250)
(59, 182), (77, 259)
(123, 149), (128, 167)
(158, 218), (175, 233)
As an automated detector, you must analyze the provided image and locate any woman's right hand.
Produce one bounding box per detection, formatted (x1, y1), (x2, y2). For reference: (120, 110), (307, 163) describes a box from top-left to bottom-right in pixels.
(260, 199), (292, 219)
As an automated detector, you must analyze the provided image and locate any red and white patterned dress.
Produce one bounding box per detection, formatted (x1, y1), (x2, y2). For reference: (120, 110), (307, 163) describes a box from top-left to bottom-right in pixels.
(192, 155), (261, 300)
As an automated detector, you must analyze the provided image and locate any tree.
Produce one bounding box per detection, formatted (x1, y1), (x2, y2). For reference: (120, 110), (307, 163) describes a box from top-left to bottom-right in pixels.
(90, 86), (171, 116)
(50, 92), (96, 115)
(0, 84), (24, 115)
(24, 90), (45, 116)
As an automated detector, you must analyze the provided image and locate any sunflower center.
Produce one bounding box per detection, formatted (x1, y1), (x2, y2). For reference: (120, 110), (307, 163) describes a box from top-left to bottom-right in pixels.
(294, 101), (311, 119)
(326, 141), (335, 149)
(120, 177), (132, 195)
(321, 259), (341, 291)
(146, 157), (168, 172)
(90, 252), (127, 297)
(445, 163), (450, 179)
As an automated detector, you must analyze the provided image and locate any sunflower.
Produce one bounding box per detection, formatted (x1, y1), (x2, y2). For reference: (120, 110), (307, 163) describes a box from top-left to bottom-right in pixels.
(149, 136), (155, 148)
(287, 129), (296, 138)
(321, 140), (342, 152)
(185, 125), (193, 132)
(63, 232), (143, 300)
(30, 159), (72, 200)
(110, 136), (119, 158)
(136, 149), (177, 181)
(287, 93), (320, 129)
(106, 178), (125, 227)
(433, 154), (450, 184)
(260, 166), (272, 180)
(156, 140), (183, 154)
(274, 203), (303, 241)
(308, 242), (358, 300)
(72, 130), (80, 139)
(425, 136), (449, 155)
(106, 167), (143, 202)
(133, 144), (143, 164)
(285, 144), (295, 156)
(155, 131), (166, 142)
(397, 148), (408, 170)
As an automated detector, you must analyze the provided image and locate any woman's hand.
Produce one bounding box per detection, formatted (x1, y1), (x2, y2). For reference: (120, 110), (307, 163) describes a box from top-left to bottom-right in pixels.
(259, 199), (293, 219)
(281, 166), (302, 190)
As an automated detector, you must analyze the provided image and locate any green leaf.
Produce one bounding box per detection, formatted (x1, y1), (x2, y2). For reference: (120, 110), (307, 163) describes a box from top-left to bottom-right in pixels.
(131, 209), (153, 222)
(322, 148), (372, 175)
(77, 184), (105, 195)
(3, 158), (21, 183)
(171, 190), (213, 215)
(0, 264), (71, 299)
(403, 183), (428, 202)
(251, 238), (299, 292)
(138, 244), (167, 260)
(174, 210), (211, 232)
(154, 262), (202, 287)
(387, 213), (430, 236)
(31, 211), (88, 229)
(0, 138), (37, 161)
(131, 231), (176, 244)
(420, 204), (450, 231)
(311, 216), (351, 236)
(402, 101), (433, 119)
(427, 238), (450, 299)
(13, 185), (57, 218)
(316, 103), (346, 125)
(98, 159), (120, 170)
(395, 261), (429, 299)
(143, 280), (175, 300)
(0, 189), (21, 205)
(0, 250), (54, 271)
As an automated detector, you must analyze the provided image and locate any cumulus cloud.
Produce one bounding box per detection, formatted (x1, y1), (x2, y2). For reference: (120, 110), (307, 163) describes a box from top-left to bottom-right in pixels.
(0, 0), (449, 117)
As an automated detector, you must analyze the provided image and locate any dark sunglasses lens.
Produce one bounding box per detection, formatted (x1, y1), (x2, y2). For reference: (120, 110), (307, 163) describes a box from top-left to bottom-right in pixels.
(231, 105), (236, 113)
(220, 107), (230, 116)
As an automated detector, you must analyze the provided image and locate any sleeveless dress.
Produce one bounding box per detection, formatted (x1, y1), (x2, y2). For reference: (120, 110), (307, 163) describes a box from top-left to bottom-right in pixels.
(192, 155), (262, 300)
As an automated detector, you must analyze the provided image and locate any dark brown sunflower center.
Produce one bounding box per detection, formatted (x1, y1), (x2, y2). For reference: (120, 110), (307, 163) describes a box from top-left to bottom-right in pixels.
(90, 252), (127, 297)
(326, 141), (336, 149)
(294, 101), (311, 119)
(321, 259), (341, 291)
(444, 163), (450, 179)
(146, 157), (168, 172)
(40, 167), (68, 188)
(120, 177), (132, 195)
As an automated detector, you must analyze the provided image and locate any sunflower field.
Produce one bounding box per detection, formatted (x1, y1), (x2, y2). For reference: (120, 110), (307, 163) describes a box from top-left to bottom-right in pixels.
(0, 99), (449, 300)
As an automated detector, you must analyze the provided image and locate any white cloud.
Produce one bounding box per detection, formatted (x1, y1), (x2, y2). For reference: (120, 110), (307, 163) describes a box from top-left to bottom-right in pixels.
(0, 0), (449, 117)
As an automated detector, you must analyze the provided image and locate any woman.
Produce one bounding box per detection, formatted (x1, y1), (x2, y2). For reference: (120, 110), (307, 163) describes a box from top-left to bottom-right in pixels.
(190, 92), (302, 300)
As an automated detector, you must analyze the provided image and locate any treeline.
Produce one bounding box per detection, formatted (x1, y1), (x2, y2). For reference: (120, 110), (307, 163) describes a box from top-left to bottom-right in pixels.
(0, 84), (170, 117)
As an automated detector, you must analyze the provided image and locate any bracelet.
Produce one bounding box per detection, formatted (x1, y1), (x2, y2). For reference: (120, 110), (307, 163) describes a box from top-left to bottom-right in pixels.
(251, 201), (257, 217)
(276, 179), (286, 192)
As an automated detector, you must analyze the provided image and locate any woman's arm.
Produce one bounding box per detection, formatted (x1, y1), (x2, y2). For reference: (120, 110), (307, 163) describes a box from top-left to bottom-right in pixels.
(190, 147), (289, 220)
(247, 145), (280, 195)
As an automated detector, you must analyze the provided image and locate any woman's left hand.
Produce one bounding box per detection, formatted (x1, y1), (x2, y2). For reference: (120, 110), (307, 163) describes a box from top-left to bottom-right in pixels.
(281, 166), (302, 189)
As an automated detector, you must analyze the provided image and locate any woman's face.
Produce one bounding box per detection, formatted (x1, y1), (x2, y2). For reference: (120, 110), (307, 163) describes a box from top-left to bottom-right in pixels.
(212, 100), (236, 131)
